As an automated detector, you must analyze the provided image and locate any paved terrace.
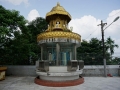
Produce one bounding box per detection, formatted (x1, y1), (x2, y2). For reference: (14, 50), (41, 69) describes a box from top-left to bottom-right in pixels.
(0, 76), (120, 90)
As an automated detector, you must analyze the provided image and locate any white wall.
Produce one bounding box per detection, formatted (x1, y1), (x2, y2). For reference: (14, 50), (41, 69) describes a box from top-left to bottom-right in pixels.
(83, 65), (120, 76)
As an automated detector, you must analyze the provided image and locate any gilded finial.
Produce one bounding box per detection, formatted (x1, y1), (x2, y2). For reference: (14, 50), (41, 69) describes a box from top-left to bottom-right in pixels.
(57, 2), (60, 6)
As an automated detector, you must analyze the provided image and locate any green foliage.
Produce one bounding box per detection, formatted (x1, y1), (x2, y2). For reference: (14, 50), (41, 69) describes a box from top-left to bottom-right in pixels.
(0, 5), (30, 65)
(0, 5), (48, 65)
(77, 38), (103, 65)
(27, 17), (48, 64)
(77, 38), (103, 54)
(77, 37), (118, 65)
(111, 57), (120, 65)
(105, 36), (119, 56)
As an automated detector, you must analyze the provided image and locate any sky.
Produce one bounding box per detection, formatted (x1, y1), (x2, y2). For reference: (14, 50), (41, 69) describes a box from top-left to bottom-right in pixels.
(0, 0), (120, 57)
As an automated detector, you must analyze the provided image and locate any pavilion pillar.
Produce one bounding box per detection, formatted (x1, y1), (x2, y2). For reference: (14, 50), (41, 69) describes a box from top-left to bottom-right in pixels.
(56, 43), (60, 66)
(72, 44), (77, 60)
(74, 45), (77, 60)
(41, 45), (43, 60)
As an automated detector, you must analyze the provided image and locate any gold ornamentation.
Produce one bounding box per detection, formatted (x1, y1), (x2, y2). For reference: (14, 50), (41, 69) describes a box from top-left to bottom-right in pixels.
(46, 3), (71, 21)
(37, 31), (81, 42)
(37, 2), (81, 43)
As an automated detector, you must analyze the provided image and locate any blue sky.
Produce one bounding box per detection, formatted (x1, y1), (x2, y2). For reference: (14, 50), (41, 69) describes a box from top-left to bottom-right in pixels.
(0, 0), (120, 56)
(0, 0), (120, 19)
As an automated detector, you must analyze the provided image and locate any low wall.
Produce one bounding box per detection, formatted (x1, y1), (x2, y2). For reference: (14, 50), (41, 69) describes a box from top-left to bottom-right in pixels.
(83, 65), (119, 76)
(6, 65), (36, 76)
(5, 65), (120, 76)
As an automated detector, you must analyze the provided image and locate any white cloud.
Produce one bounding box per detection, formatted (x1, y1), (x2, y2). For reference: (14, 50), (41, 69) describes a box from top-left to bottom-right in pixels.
(27, 9), (40, 21)
(69, 15), (101, 40)
(69, 9), (120, 56)
(105, 10), (120, 37)
(105, 9), (120, 55)
(5, 0), (29, 6)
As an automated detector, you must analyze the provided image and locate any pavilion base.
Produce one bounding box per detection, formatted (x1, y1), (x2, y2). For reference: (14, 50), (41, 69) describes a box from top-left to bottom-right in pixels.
(34, 76), (84, 87)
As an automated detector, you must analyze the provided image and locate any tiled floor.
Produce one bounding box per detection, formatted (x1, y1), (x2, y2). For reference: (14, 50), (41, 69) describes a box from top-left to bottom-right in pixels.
(0, 76), (120, 90)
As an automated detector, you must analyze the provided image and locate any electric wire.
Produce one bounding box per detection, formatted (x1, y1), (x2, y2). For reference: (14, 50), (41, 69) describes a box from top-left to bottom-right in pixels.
(84, 11), (120, 40)
(85, 29), (98, 39)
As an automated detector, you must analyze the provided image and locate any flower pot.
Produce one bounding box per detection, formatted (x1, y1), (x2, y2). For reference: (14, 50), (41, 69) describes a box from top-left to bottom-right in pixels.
(0, 67), (7, 81)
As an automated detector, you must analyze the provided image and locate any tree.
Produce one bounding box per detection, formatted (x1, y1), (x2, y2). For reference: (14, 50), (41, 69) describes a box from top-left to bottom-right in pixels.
(106, 37), (119, 57)
(0, 5), (27, 44)
(77, 38), (103, 54)
(0, 5), (30, 65)
(77, 37), (119, 65)
(89, 38), (103, 54)
(27, 17), (48, 64)
(77, 40), (90, 53)
(77, 38), (103, 65)
(0, 5), (48, 65)
(77, 38), (111, 65)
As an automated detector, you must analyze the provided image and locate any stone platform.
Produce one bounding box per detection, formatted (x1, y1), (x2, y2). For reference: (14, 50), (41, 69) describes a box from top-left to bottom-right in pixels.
(34, 76), (84, 87)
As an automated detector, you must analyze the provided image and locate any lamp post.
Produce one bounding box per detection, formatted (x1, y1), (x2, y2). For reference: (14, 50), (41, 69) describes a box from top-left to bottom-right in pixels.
(98, 16), (119, 77)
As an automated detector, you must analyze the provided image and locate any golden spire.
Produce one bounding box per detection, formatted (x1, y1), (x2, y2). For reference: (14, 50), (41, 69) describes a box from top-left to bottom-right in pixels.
(57, 2), (60, 6)
(46, 2), (71, 22)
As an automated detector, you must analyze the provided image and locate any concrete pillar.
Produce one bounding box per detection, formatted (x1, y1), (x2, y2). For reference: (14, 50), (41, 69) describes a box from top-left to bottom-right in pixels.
(56, 43), (60, 66)
(41, 45), (43, 60)
(72, 45), (75, 60)
(75, 45), (77, 60)
(70, 52), (72, 60)
(72, 44), (77, 60)
(35, 60), (39, 70)
(43, 44), (47, 60)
